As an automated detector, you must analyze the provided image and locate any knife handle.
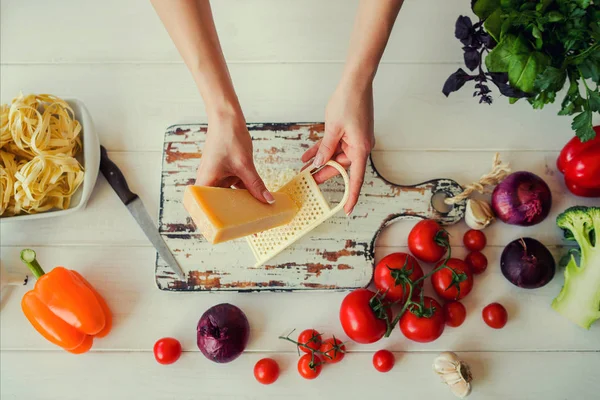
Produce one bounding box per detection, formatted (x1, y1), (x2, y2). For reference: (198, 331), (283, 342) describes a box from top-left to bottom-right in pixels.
(100, 145), (138, 205)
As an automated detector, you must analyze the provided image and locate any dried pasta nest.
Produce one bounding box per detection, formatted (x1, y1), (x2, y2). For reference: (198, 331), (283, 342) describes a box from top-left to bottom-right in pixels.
(0, 93), (84, 216)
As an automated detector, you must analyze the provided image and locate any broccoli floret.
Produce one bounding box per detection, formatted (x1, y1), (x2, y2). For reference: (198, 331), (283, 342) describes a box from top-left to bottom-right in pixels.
(552, 206), (600, 329)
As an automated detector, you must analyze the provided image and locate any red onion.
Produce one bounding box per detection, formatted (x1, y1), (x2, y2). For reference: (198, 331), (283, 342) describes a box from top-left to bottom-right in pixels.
(501, 237), (555, 289)
(492, 171), (552, 226)
(197, 303), (249, 363)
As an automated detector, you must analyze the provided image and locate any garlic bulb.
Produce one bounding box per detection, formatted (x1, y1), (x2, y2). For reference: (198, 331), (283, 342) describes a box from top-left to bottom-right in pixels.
(433, 352), (472, 398)
(464, 199), (495, 230)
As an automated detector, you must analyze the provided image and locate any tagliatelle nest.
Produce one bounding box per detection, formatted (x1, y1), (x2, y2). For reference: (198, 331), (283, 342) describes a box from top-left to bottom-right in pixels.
(0, 93), (84, 216)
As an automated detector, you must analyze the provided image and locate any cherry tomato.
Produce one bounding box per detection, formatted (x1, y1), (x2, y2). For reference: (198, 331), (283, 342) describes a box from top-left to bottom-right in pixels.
(297, 354), (322, 380)
(431, 258), (474, 301)
(319, 337), (345, 364)
(339, 289), (390, 344)
(408, 220), (449, 263)
(374, 252), (424, 302)
(444, 301), (467, 327)
(463, 230), (486, 251)
(399, 297), (445, 343)
(482, 303), (508, 329)
(153, 337), (182, 365)
(254, 358), (279, 385)
(465, 251), (488, 274)
(372, 350), (395, 373)
(297, 329), (322, 354)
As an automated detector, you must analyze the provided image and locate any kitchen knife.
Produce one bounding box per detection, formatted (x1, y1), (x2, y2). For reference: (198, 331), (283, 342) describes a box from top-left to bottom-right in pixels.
(99, 146), (186, 280)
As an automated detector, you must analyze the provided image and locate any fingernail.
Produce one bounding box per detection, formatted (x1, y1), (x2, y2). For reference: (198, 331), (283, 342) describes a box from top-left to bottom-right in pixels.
(346, 208), (354, 217)
(263, 191), (275, 204)
(313, 154), (324, 168)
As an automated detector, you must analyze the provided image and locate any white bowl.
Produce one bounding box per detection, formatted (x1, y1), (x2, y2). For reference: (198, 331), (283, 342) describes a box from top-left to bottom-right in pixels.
(1, 98), (100, 221)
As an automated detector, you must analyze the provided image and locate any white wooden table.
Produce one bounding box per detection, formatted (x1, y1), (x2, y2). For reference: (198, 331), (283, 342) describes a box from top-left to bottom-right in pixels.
(1, 1), (598, 399)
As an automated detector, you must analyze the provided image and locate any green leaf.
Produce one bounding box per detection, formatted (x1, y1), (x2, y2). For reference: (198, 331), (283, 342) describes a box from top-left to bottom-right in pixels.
(532, 25), (542, 39)
(508, 51), (550, 93)
(485, 34), (518, 72)
(574, 0), (591, 9)
(572, 110), (595, 141)
(537, 0), (554, 13)
(589, 90), (600, 112)
(535, 66), (567, 91)
(473, 0), (501, 19)
(579, 60), (600, 83)
(484, 8), (504, 42)
(547, 11), (564, 22)
(509, 97), (520, 104)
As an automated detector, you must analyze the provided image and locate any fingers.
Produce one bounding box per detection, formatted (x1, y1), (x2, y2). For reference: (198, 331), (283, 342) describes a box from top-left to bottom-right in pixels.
(312, 126), (342, 168)
(312, 153), (350, 184)
(301, 142), (319, 163)
(238, 165), (274, 204)
(345, 152), (368, 216)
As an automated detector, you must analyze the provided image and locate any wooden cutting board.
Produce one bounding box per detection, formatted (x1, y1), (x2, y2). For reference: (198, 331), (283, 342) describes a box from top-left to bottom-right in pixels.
(156, 123), (465, 292)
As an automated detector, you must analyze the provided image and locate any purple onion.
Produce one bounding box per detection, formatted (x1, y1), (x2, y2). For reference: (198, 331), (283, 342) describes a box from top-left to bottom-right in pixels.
(197, 303), (249, 363)
(492, 171), (552, 226)
(501, 237), (555, 289)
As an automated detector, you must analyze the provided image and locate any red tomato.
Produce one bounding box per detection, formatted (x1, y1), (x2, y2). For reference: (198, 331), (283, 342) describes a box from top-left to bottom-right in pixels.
(372, 350), (395, 372)
(444, 301), (467, 327)
(297, 354), (322, 380)
(482, 303), (508, 329)
(374, 253), (424, 302)
(431, 258), (474, 301)
(254, 358), (279, 385)
(319, 338), (345, 364)
(463, 230), (486, 251)
(339, 289), (390, 344)
(465, 251), (488, 274)
(408, 220), (449, 263)
(297, 329), (322, 354)
(153, 337), (182, 365)
(399, 297), (445, 343)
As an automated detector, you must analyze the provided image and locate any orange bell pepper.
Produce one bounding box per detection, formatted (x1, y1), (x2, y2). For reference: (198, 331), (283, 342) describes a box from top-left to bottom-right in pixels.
(20, 249), (112, 354)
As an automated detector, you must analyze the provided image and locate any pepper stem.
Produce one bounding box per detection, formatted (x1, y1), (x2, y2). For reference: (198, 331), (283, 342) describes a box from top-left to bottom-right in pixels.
(20, 249), (45, 279)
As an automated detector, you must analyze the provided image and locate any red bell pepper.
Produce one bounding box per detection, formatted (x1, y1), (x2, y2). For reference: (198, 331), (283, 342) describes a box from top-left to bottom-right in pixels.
(557, 126), (600, 198)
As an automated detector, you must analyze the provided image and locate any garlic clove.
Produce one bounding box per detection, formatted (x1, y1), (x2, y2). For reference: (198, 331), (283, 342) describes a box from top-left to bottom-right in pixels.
(433, 352), (473, 398)
(465, 199), (495, 230)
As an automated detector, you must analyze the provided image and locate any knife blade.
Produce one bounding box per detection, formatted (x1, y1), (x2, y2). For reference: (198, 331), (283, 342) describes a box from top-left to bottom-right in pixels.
(99, 146), (185, 280)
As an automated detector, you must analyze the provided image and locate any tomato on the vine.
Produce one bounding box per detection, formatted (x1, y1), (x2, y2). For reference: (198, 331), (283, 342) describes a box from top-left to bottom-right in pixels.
(444, 301), (466, 327)
(399, 297), (445, 343)
(319, 337), (345, 364)
(254, 358), (279, 385)
(408, 219), (449, 263)
(297, 354), (322, 380)
(153, 337), (182, 365)
(465, 251), (488, 274)
(372, 350), (395, 372)
(482, 303), (508, 329)
(339, 289), (390, 344)
(297, 329), (322, 354)
(463, 230), (486, 251)
(374, 252), (424, 302)
(431, 258), (474, 301)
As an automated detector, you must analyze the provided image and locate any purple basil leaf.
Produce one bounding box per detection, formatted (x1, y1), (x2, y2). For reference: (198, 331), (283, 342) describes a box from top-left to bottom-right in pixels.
(488, 72), (508, 84)
(455, 16), (473, 40)
(479, 32), (496, 49)
(491, 79), (531, 98)
(464, 47), (480, 71)
(443, 68), (473, 96)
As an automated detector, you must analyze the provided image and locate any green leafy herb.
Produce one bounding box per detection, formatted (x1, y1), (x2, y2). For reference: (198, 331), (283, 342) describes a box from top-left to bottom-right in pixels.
(445, 0), (600, 141)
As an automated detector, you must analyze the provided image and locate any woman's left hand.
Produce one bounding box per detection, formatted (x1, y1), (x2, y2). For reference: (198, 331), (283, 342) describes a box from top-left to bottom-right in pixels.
(301, 78), (375, 216)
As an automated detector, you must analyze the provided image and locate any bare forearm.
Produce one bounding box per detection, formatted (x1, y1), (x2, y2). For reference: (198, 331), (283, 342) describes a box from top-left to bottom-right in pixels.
(150, 0), (241, 119)
(342, 0), (404, 87)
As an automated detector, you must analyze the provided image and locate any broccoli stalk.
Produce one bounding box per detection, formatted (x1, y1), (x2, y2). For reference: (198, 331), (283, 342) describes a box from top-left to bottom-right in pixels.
(552, 206), (600, 330)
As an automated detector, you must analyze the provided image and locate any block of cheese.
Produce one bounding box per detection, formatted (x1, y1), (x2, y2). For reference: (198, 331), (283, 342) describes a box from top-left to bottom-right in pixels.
(183, 185), (299, 244)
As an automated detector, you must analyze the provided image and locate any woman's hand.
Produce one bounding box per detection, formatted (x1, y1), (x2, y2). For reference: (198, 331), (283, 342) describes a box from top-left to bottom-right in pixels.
(301, 79), (375, 216)
(196, 110), (274, 204)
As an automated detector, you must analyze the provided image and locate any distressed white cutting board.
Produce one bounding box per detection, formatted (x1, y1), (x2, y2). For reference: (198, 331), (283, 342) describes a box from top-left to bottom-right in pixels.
(156, 123), (465, 291)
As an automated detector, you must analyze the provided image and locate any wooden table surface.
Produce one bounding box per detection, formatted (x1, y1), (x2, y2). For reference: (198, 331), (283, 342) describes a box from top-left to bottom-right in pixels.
(1, 1), (598, 399)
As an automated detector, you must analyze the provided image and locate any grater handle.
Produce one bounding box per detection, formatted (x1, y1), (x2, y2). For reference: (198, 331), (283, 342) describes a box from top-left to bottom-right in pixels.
(313, 161), (350, 215)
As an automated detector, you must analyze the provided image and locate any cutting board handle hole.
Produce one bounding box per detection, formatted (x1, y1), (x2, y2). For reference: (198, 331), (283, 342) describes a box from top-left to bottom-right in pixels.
(431, 191), (453, 215)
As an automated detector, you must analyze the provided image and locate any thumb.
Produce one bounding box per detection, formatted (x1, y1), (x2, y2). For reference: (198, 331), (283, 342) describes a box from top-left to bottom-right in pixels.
(238, 166), (275, 204)
(312, 126), (341, 168)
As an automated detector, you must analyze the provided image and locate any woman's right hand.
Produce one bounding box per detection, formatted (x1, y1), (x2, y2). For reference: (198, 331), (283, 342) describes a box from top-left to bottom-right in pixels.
(195, 110), (274, 204)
